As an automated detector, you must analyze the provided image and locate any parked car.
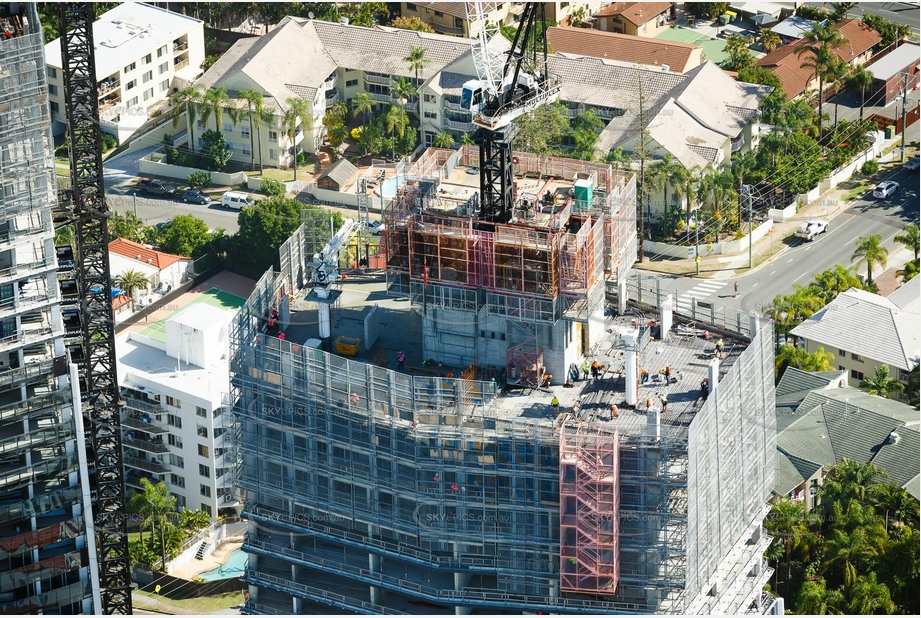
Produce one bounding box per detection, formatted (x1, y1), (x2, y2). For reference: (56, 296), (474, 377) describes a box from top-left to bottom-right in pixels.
(181, 189), (211, 205)
(136, 178), (176, 197)
(872, 180), (899, 199)
(904, 155), (920, 171)
(367, 220), (385, 235)
(221, 191), (255, 210)
(795, 220), (828, 242)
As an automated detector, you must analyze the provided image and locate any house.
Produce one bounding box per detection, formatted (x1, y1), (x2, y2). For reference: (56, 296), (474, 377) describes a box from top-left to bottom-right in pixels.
(773, 373), (920, 508)
(398, 2), (515, 38)
(866, 42), (921, 106)
(108, 238), (192, 300)
(756, 18), (882, 100)
(728, 2), (786, 24)
(594, 2), (675, 37)
(315, 158), (358, 191)
(791, 278), (921, 399)
(44, 2), (205, 143)
(545, 26), (704, 73)
(769, 16), (819, 45)
(117, 302), (241, 518)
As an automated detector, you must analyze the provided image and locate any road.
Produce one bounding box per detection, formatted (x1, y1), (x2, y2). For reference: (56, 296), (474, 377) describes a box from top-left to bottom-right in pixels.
(106, 191), (242, 234)
(632, 166), (919, 315)
(803, 2), (920, 34)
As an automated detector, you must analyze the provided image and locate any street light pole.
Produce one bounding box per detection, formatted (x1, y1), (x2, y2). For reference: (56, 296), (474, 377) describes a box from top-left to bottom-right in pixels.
(695, 221), (700, 275)
(743, 184), (753, 269)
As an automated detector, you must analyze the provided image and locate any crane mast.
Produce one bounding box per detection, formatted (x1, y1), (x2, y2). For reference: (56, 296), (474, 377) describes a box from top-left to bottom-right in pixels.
(56, 3), (132, 613)
(463, 1), (560, 223)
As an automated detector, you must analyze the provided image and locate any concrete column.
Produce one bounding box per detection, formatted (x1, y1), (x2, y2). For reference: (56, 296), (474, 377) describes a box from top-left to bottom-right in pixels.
(617, 277), (627, 314)
(292, 595), (301, 614)
(647, 407), (660, 441)
(370, 585), (380, 605)
(660, 294), (673, 338)
(622, 327), (639, 406)
(708, 358), (720, 395)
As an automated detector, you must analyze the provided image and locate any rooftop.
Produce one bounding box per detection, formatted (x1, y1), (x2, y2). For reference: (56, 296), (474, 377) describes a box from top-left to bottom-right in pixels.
(44, 2), (201, 79)
(546, 26), (701, 73)
(595, 2), (674, 26)
(867, 42), (921, 81)
(109, 238), (189, 271)
(770, 16), (818, 40)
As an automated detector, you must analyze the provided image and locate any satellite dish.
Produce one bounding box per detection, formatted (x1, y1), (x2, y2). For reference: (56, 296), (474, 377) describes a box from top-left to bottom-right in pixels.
(308, 11), (314, 19)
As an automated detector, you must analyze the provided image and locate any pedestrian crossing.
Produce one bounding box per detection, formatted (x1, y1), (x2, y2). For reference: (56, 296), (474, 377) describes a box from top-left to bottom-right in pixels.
(676, 280), (727, 311)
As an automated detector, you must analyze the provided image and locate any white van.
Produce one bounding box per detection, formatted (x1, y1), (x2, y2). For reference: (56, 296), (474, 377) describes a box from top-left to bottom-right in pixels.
(221, 191), (255, 210)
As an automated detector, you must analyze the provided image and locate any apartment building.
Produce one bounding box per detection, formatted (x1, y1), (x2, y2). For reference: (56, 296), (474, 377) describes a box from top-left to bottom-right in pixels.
(117, 303), (239, 519)
(0, 4), (97, 613)
(44, 2), (204, 143)
(399, 2), (516, 37)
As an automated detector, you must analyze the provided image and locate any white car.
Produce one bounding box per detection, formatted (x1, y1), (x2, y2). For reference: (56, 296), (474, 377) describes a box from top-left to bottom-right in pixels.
(904, 155), (920, 171)
(795, 220), (828, 241)
(872, 180), (899, 199)
(366, 220), (386, 235)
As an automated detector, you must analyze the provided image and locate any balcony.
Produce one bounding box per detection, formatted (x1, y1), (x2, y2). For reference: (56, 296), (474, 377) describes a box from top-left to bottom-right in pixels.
(173, 39), (188, 53)
(122, 414), (169, 435)
(125, 455), (169, 475)
(97, 79), (120, 98)
(99, 99), (122, 122)
(123, 394), (162, 415)
(444, 118), (473, 132)
(323, 74), (339, 90)
(731, 134), (746, 153)
(368, 91), (391, 104)
(443, 99), (467, 113)
(325, 90), (340, 106)
(363, 72), (391, 87)
(124, 435), (169, 454)
(173, 58), (189, 71)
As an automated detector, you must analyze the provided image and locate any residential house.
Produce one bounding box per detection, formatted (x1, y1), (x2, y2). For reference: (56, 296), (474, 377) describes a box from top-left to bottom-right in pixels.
(109, 238), (192, 300)
(769, 16), (819, 45)
(546, 26), (704, 73)
(117, 302), (240, 518)
(773, 375), (920, 508)
(791, 277), (921, 399)
(44, 2), (205, 143)
(866, 42), (921, 106)
(398, 2), (514, 38)
(756, 18), (882, 100)
(542, 2), (606, 26)
(728, 2), (786, 24)
(594, 2), (675, 37)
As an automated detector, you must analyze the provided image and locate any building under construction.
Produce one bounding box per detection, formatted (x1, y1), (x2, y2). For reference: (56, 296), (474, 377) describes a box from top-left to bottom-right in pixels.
(232, 150), (777, 614)
(0, 4), (98, 613)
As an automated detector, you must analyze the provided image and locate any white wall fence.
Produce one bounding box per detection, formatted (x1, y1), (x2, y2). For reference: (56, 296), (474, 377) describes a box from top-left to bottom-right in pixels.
(643, 217), (774, 259)
(165, 518), (246, 576)
(140, 151), (249, 186)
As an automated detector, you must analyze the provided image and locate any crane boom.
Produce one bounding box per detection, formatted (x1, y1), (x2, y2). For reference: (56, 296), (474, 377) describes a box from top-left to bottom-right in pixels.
(57, 3), (132, 613)
(464, 2), (506, 100)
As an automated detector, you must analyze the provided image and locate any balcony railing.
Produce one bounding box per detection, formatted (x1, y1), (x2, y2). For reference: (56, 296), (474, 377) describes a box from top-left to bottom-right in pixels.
(123, 395), (162, 415)
(122, 415), (169, 435)
(173, 40), (188, 52)
(325, 90), (340, 105)
(363, 73), (391, 87)
(173, 58), (189, 71)
(124, 436), (169, 454)
(444, 118), (473, 131)
(731, 134), (745, 153)
(368, 91), (391, 104)
(124, 455), (169, 474)
(323, 74), (339, 90)
(97, 80), (120, 98)
(443, 99), (467, 113)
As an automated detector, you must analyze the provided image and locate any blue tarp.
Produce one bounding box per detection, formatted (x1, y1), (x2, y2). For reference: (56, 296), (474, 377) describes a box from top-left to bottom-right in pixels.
(90, 285), (126, 298)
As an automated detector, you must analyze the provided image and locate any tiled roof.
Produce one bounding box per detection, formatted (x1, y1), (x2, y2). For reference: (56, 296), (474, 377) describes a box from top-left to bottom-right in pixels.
(775, 367), (845, 404)
(870, 427), (921, 498)
(316, 158), (358, 188)
(548, 54), (686, 109)
(414, 2), (468, 18)
(776, 404), (837, 468)
(791, 287), (921, 372)
(595, 2), (673, 26)
(546, 26), (700, 72)
(756, 18), (883, 98)
(112, 295), (133, 311)
(108, 238), (188, 270)
(774, 450), (823, 496)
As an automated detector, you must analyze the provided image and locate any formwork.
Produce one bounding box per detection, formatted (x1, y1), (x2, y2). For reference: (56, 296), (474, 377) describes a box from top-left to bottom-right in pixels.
(0, 5), (94, 614)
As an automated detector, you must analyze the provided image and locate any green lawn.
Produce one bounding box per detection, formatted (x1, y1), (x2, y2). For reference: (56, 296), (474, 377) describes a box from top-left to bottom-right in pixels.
(139, 288), (246, 342)
(259, 165), (315, 183)
(134, 589), (243, 613)
(655, 26), (759, 66)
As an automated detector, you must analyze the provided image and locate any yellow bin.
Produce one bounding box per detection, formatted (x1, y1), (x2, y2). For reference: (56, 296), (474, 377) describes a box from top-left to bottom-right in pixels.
(335, 335), (361, 357)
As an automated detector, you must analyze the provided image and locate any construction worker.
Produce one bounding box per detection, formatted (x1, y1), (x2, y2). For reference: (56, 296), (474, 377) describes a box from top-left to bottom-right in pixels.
(715, 338), (724, 357)
(641, 368), (649, 384)
(610, 403), (619, 418)
(396, 350), (406, 371)
(551, 396), (560, 414)
(734, 282), (739, 298)
(582, 360), (590, 381)
(659, 393), (668, 414)
(646, 397), (652, 411)
(591, 361), (602, 381)
(542, 373), (553, 387)
(665, 366), (671, 382)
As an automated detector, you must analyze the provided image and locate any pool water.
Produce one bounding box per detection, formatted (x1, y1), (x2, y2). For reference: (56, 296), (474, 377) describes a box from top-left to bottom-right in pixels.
(197, 548), (248, 581)
(380, 176), (399, 199)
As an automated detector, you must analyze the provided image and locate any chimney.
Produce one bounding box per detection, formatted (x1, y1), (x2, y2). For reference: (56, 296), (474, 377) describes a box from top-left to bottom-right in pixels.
(887, 431), (901, 445)
(623, 326), (640, 406)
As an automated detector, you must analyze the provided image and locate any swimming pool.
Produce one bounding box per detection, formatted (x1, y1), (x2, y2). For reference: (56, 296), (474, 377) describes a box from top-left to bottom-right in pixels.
(380, 176), (399, 199)
(197, 548), (248, 581)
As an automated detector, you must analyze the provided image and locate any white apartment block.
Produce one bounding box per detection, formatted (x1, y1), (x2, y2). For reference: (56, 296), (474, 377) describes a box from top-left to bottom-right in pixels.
(116, 303), (239, 519)
(44, 2), (204, 143)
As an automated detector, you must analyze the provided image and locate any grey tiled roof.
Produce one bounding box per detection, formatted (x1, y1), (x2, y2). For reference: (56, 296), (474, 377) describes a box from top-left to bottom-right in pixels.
(427, 71), (472, 96)
(791, 287), (921, 372)
(548, 55), (685, 109)
(903, 474), (920, 500)
(775, 368), (845, 404)
(774, 450), (823, 496)
(316, 158), (358, 188)
(870, 426), (921, 497)
(777, 404), (837, 468)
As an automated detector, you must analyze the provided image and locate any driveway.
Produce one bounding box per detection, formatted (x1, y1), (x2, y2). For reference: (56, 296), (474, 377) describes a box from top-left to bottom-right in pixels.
(103, 130), (187, 191)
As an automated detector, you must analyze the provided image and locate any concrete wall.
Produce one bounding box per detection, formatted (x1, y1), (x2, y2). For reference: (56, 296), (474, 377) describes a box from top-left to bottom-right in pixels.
(643, 218), (774, 258)
(139, 152), (248, 186)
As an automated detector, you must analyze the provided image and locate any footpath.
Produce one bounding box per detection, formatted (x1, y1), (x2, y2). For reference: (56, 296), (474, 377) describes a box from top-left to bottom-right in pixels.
(636, 139), (918, 282)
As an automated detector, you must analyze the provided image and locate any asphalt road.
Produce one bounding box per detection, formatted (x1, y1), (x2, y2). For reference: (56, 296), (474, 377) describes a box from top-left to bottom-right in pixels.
(803, 2), (921, 34)
(106, 190), (242, 233)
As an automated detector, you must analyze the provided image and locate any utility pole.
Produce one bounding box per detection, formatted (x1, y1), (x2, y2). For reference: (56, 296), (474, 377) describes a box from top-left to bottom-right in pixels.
(743, 184), (753, 269)
(900, 72), (909, 162)
(695, 222), (700, 275)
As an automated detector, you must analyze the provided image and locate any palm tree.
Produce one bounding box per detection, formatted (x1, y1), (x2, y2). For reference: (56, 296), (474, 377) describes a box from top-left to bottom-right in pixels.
(895, 224), (920, 261)
(200, 86), (231, 132)
(796, 23), (849, 141)
(859, 364), (904, 398)
(352, 92), (374, 124)
(851, 233), (888, 285)
(897, 258), (919, 283)
(811, 264), (865, 303)
(433, 131), (455, 148)
(846, 66), (874, 119)
(830, 1), (857, 20)
(114, 269), (150, 309)
(403, 45), (431, 119)
(822, 527), (879, 588)
(390, 75), (416, 111)
(177, 508), (212, 532)
(134, 478), (176, 572)
(461, 132), (476, 146)
(170, 84), (204, 153)
(237, 89), (264, 171)
(796, 578), (845, 615)
(759, 28), (781, 53)
(385, 104), (409, 160)
(281, 97), (312, 181)
(820, 458), (888, 507)
(655, 154), (686, 214)
(870, 483), (919, 532)
(764, 497), (817, 587)
(846, 573), (896, 614)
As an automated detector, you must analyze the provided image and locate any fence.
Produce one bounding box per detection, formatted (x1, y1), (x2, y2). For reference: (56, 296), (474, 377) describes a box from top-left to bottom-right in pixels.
(139, 151), (249, 186)
(133, 567), (246, 598)
(643, 218), (774, 259)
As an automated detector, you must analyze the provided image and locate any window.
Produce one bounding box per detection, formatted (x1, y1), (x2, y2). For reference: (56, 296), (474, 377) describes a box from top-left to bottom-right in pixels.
(49, 101), (59, 113)
(851, 369), (864, 381)
(424, 111), (437, 119)
(159, 62), (169, 76)
(48, 84), (57, 96)
(423, 93), (436, 103)
(197, 424), (208, 438)
(167, 413), (182, 429)
(200, 484), (211, 498)
(176, 495), (186, 509)
(47, 67), (57, 79)
(196, 406), (207, 418)
(213, 407), (223, 419)
(158, 45), (167, 58)
(201, 503), (212, 516)
(143, 87), (154, 101)
(168, 434), (183, 448)
(124, 61), (136, 73)
(454, 16), (464, 29)
(170, 473), (185, 488)
(127, 96), (139, 106)
(125, 79), (137, 90)
(199, 464), (210, 478)
(169, 454), (184, 468)
(345, 78), (359, 88)
(268, 130), (278, 140)
(242, 147), (252, 156)
(198, 444), (210, 458)
(434, 10), (443, 16)
(850, 352), (863, 361)
(166, 395), (178, 407)
(838, 349), (846, 356)
(269, 149), (277, 160)
(143, 70), (153, 83)
(406, 3), (417, 11)
(144, 53), (152, 64)
(223, 123), (233, 132)
(214, 427), (225, 440)
(160, 79), (169, 92)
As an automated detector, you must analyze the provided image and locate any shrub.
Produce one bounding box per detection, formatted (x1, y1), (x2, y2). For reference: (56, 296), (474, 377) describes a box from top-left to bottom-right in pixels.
(187, 171), (212, 188)
(260, 178), (285, 197)
(351, 127), (363, 140)
(101, 132), (118, 152)
(861, 160), (879, 176)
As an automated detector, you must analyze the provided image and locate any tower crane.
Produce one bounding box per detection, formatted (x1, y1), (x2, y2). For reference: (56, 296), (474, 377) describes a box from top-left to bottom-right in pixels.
(462, 1), (560, 223)
(55, 3), (132, 613)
